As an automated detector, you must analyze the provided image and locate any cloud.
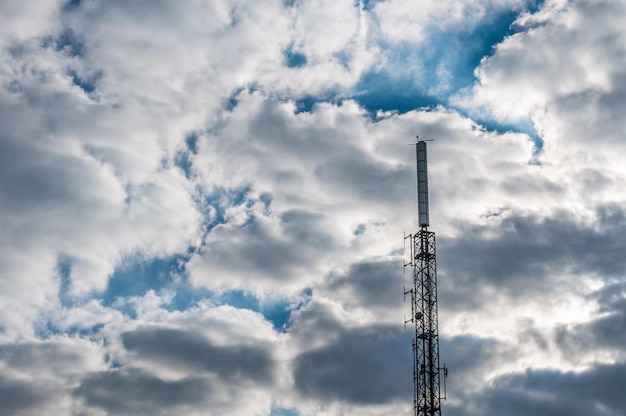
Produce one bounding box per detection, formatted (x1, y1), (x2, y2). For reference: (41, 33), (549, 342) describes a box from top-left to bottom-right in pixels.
(0, 374), (56, 416)
(187, 94), (417, 294)
(554, 282), (626, 362)
(70, 303), (284, 415)
(0, 336), (106, 415)
(1, 1), (626, 415)
(324, 260), (404, 310)
(8, 296), (285, 415)
(455, 0), (626, 139)
(74, 368), (211, 415)
(121, 326), (276, 382)
(442, 334), (513, 379)
(372, 0), (530, 46)
(449, 363), (626, 416)
(440, 205), (626, 298)
(293, 325), (411, 405)
(0, 0), (61, 49)
(0, 338), (104, 377)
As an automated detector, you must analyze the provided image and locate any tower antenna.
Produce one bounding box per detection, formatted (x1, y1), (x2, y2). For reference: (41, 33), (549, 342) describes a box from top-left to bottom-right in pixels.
(404, 137), (447, 416)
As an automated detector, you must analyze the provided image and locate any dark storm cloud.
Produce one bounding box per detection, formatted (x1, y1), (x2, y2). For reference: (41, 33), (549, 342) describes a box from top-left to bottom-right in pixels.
(499, 175), (565, 197)
(0, 341), (86, 372)
(593, 282), (626, 314)
(555, 282), (626, 355)
(246, 96), (415, 204)
(324, 260), (403, 308)
(440, 335), (511, 377)
(0, 374), (52, 415)
(591, 73), (626, 143)
(74, 368), (209, 415)
(0, 114), (101, 212)
(189, 198), (348, 291)
(447, 363), (626, 416)
(439, 205), (626, 308)
(293, 325), (412, 404)
(291, 284), (517, 407)
(314, 154), (413, 203)
(550, 75), (626, 148)
(122, 327), (275, 382)
(438, 335), (523, 405)
(286, 300), (345, 341)
(197, 218), (314, 283)
(280, 209), (336, 249)
(555, 311), (626, 356)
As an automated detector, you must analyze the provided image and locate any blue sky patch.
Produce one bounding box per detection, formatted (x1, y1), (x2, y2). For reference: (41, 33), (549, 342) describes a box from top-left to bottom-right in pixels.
(353, 70), (441, 115)
(56, 255), (73, 307)
(458, 108), (543, 155)
(101, 254), (188, 309)
(97, 181), (304, 329)
(174, 133), (199, 178)
(62, 0), (82, 13)
(174, 151), (193, 179)
(294, 95), (321, 113)
(54, 29), (85, 57)
(185, 133), (199, 154)
(270, 407), (300, 416)
(354, 8), (523, 111)
(200, 185), (252, 230)
(223, 88), (245, 111)
(217, 290), (294, 332)
(65, 323), (106, 339)
(293, 92), (343, 113)
(283, 45), (307, 68)
(360, 0), (384, 11)
(99, 247), (302, 331)
(68, 69), (101, 94)
(352, 5), (546, 145)
(426, 9), (522, 92)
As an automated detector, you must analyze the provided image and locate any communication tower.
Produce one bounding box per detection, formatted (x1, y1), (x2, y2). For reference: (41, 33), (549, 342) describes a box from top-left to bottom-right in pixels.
(404, 139), (447, 416)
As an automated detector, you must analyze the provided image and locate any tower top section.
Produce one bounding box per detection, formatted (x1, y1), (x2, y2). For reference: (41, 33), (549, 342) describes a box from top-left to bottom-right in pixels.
(416, 140), (429, 228)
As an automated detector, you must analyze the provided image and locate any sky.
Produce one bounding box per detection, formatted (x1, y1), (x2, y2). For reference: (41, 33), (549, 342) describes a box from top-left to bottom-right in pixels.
(0, 0), (625, 415)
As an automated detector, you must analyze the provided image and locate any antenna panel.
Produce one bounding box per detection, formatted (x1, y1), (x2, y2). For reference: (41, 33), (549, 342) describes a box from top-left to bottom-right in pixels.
(416, 141), (429, 227)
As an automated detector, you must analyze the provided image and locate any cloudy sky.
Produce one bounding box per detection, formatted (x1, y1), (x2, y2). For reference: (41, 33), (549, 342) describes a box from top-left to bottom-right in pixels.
(1, 0), (625, 415)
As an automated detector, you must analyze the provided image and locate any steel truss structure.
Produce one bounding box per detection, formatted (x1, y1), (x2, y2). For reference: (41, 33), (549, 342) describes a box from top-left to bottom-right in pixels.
(404, 140), (446, 416)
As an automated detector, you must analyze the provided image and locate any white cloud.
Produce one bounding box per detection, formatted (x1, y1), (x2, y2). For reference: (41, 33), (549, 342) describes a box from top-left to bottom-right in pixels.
(455, 0), (626, 123)
(373, 0), (534, 44)
(1, 0), (626, 414)
(0, 0), (61, 49)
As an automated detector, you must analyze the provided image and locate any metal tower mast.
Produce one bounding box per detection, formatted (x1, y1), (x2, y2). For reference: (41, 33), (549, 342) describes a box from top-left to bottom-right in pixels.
(405, 139), (447, 416)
